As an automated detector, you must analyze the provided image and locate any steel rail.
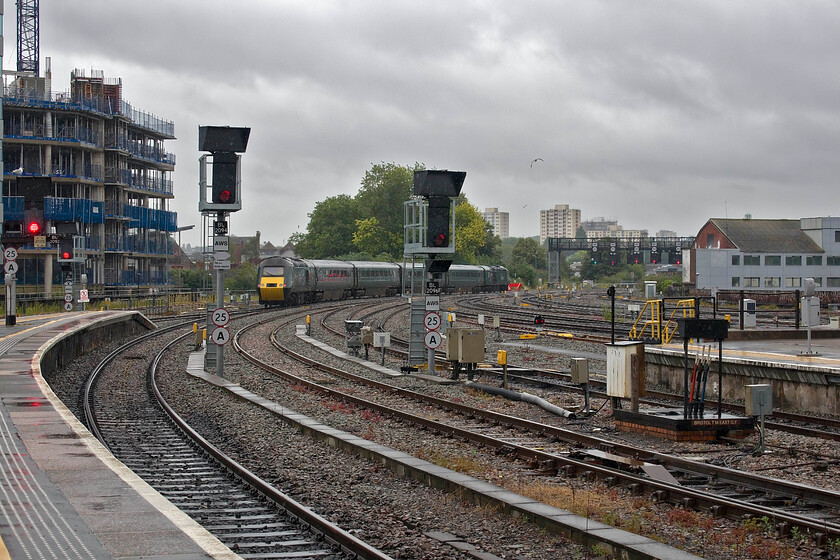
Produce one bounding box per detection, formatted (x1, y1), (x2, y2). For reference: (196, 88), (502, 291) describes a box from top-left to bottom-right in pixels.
(150, 332), (394, 560)
(231, 313), (840, 540)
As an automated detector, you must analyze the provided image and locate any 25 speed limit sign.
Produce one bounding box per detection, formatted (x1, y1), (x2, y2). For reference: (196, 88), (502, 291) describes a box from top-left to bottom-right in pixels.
(423, 311), (442, 331)
(211, 308), (230, 327)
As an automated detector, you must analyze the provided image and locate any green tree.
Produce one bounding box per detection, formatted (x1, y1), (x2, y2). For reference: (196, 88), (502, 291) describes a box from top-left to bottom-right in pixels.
(293, 195), (361, 258)
(292, 162), (505, 264)
(170, 267), (211, 291)
(355, 162), (420, 256)
(226, 262), (258, 292)
(509, 237), (548, 288)
(511, 237), (547, 270)
(352, 217), (400, 257)
(453, 202), (494, 264)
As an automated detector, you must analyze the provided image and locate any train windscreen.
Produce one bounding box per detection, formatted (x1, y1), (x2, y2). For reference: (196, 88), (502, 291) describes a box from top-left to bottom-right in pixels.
(261, 266), (285, 277)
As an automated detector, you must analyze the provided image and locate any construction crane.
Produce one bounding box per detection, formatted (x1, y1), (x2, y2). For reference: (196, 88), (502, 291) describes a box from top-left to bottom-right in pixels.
(17, 0), (39, 76)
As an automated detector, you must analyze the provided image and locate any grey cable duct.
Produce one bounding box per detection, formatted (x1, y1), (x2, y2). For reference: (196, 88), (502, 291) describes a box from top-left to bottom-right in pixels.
(466, 382), (577, 419)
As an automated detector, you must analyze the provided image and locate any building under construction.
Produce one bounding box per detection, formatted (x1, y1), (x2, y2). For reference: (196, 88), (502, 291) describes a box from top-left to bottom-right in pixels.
(2, 59), (177, 294)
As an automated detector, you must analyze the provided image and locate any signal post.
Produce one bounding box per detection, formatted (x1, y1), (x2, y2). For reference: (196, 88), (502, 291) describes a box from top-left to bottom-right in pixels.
(404, 170), (465, 375)
(198, 126), (251, 378)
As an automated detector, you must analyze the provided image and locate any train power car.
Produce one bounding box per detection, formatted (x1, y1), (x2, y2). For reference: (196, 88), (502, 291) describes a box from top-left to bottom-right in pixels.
(257, 257), (509, 306)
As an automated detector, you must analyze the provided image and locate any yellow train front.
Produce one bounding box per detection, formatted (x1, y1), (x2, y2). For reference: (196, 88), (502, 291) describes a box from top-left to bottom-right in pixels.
(257, 256), (318, 306)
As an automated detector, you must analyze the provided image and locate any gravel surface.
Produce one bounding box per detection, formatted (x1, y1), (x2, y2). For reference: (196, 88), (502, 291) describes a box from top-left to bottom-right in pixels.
(43, 302), (840, 560)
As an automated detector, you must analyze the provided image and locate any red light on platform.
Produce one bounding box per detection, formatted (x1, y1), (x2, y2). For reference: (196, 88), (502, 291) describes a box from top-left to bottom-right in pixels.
(27, 221), (41, 235)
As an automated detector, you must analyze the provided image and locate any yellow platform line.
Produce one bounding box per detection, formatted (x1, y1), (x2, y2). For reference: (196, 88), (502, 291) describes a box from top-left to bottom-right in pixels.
(0, 536), (10, 560)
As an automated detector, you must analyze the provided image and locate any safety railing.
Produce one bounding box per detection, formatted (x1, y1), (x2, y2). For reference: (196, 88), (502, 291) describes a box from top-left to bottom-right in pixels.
(628, 299), (697, 344)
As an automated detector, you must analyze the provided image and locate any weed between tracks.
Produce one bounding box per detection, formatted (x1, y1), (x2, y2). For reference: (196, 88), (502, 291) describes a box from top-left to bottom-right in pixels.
(505, 481), (800, 559)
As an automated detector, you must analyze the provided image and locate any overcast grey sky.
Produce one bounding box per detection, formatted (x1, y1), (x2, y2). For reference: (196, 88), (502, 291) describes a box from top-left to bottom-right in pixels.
(14, 1), (840, 247)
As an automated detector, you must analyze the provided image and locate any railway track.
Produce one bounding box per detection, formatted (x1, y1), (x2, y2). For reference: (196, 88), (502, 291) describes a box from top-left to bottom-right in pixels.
(81, 317), (392, 560)
(319, 296), (840, 445)
(235, 308), (840, 545)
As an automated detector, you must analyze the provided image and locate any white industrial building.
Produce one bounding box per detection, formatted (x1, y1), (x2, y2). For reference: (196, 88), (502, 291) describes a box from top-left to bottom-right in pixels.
(689, 217), (840, 291)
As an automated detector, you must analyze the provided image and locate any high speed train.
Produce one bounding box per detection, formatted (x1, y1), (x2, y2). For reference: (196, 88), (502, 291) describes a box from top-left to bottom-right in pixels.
(257, 257), (509, 306)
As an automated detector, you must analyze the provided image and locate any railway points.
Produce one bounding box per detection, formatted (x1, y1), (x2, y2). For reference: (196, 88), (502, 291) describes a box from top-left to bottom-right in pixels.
(0, 311), (234, 560)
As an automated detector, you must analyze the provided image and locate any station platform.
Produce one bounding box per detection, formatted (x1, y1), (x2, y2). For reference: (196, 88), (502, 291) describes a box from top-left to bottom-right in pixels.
(0, 311), (236, 560)
(659, 329), (840, 371)
(643, 327), (840, 416)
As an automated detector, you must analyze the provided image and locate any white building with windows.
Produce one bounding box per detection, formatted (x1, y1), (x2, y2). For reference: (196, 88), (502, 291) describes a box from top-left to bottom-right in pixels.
(689, 217), (840, 290)
(539, 204), (581, 245)
(482, 207), (509, 239)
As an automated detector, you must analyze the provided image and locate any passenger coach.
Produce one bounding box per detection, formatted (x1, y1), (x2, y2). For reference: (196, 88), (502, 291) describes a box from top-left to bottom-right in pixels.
(257, 257), (509, 306)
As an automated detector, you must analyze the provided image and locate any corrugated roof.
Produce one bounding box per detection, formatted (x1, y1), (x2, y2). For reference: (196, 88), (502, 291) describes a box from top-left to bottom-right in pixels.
(710, 219), (823, 253)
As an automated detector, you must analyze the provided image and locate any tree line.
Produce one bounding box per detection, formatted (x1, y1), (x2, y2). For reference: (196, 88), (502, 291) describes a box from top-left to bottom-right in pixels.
(173, 162), (559, 291)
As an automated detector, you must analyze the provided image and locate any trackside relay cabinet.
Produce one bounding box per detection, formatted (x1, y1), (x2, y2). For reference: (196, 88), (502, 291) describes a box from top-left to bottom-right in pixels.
(446, 328), (485, 363)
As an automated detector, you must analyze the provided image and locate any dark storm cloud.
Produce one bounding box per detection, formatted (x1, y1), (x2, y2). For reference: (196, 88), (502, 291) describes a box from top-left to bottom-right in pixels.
(26, 0), (840, 245)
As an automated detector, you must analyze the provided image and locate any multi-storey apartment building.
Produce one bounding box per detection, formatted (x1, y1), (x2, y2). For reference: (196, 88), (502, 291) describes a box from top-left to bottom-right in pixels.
(539, 204), (581, 245)
(2, 62), (177, 294)
(482, 207), (509, 239)
(581, 217), (647, 241)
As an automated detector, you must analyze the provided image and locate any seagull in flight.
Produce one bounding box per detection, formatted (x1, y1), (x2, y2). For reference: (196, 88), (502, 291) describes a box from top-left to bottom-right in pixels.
(530, 158), (543, 168)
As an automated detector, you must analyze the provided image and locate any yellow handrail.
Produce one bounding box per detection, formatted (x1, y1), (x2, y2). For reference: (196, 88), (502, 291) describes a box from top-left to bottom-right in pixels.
(629, 299), (697, 343)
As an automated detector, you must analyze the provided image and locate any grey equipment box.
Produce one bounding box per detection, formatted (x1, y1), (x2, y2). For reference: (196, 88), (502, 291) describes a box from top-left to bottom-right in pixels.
(570, 358), (589, 383)
(446, 328), (485, 363)
(745, 384), (772, 416)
